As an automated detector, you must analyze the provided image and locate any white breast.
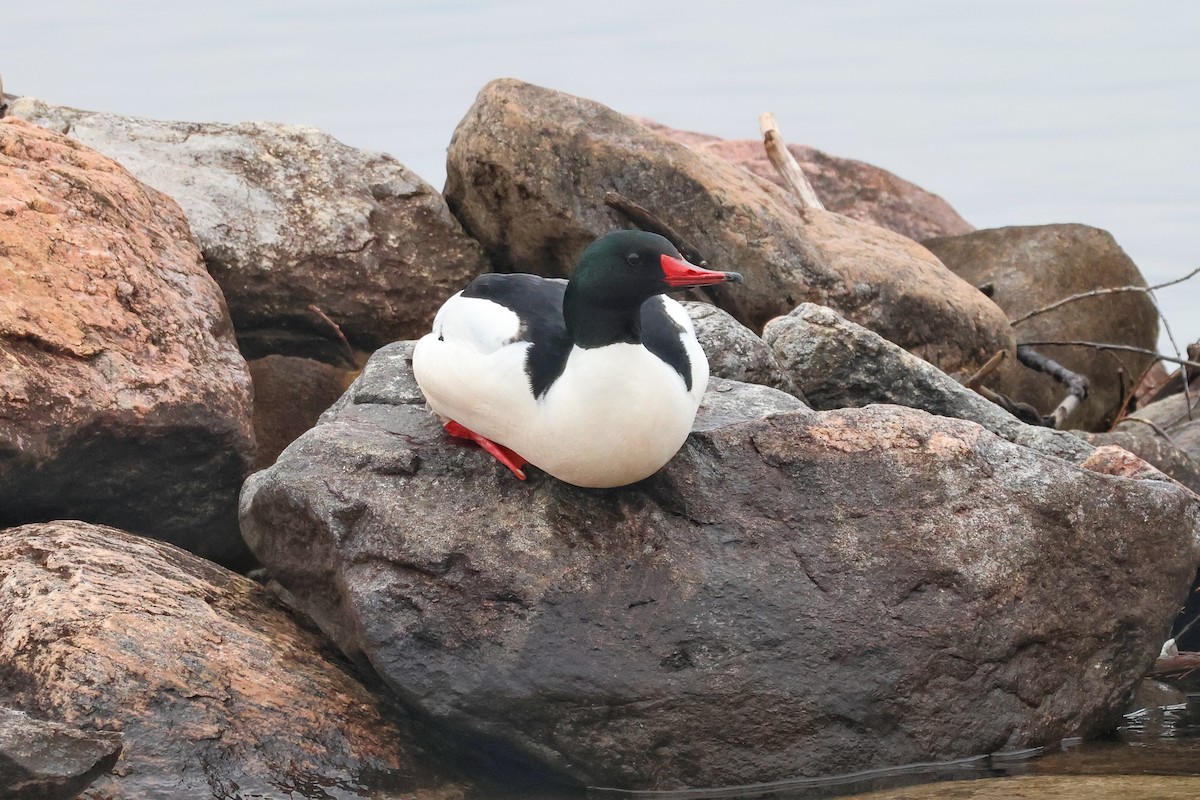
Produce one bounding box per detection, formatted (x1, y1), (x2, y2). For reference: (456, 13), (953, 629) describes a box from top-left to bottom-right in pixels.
(412, 295), (708, 488)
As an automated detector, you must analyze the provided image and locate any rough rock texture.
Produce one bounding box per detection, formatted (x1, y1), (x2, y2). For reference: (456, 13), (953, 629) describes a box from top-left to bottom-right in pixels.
(849, 776), (1200, 800)
(10, 96), (490, 353)
(0, 118), (255, 568)
(1101, 391), (1200, 497)
(445, 79), (1013, 375)
(1079, 430), (1200, 496)
(0, 521), (469, 800)
(1117, 391), (1200, 460)
(682, 302), (803, 399)
(924, 225), (1159, 432)
(638, 118), (974, 241)
(763, 304), (1096, 464)
(248, 355), (356, 469)
(240, 340), (1200, 791)
(0, 706), (122, 800)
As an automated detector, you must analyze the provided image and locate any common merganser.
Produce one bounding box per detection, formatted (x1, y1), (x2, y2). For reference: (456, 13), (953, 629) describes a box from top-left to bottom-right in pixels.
(412, 230), (742, 488)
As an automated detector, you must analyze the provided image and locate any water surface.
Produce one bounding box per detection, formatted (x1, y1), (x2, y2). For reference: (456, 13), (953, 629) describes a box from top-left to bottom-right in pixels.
(5, 2), (1197, 351)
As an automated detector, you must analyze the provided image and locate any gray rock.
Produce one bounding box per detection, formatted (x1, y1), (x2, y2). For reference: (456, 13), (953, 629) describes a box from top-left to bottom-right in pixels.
(924, 224), (1160, 432)
(444, 79), (1013, 376)
(1078, 429), (1200, 495)
(682, 302), (803, 399)
(0, 521), (469, 800)
(693, 377), (806, 430)
(1119, 391), (1200, 459)
(763, 304), (1096, 463)
(240, 343), (1199, 791)
(1100, 390), (1200, 493)
(0, 706), (122, 800)
(9, 96), (490, 353)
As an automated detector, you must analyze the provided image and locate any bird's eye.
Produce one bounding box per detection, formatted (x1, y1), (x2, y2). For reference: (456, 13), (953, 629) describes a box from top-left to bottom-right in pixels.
(625, 252), (642, 267)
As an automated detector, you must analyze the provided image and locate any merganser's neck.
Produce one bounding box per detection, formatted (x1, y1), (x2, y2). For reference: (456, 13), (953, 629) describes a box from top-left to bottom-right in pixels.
(563, 282), (644, 349)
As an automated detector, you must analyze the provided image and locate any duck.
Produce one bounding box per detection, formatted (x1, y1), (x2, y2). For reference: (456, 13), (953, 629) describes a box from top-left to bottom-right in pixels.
(411, 230), (743, 488)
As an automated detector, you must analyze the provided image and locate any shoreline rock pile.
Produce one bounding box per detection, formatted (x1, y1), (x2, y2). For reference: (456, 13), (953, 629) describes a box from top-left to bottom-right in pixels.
(3, 78), (1198, 797)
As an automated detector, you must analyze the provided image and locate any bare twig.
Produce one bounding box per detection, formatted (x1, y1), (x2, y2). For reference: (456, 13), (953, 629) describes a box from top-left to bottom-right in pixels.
(307, 304), (355, 365)
(1114, 359), (1168, 428)
(758, 112), (825, 210)
(1010, 267), (1200, 326)
(1015, 345), (1090, 428)
(1144, 279), (1193, 421)
(1010, 267), (1199, 422)
(603, 191), (709, 266)
(1174, 333), (1196, 422)
(1017, 341), (1200, 370)
(974, 385), (1049, 426)
(1117, 415), (1179, 446)
(964, 350), (1007, 391)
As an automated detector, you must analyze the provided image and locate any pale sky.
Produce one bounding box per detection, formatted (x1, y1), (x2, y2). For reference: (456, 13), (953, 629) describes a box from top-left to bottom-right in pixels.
(6, 0), (1198, 351)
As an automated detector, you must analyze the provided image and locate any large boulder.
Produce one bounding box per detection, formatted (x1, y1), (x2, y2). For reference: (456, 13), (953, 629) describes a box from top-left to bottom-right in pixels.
(762, 303), (1200, 494)
(924, 224), (1160, 431)
(240, 340), (1200, 792)
(444, 79), (1013, 375)
(9, 96), (490, 355)
(0, 118), (255, 568)
(762, 303), (1096, 463)
(638, 118), (974, 241)
(0, 520), (469, 800)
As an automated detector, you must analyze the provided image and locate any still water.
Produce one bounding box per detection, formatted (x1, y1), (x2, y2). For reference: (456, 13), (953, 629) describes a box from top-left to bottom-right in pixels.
(576, 693), (1200, 799)
(5, 1), (1197, 357)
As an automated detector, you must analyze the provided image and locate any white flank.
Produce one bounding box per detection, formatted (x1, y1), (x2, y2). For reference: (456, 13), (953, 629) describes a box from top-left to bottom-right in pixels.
(412, 295), (707, 488)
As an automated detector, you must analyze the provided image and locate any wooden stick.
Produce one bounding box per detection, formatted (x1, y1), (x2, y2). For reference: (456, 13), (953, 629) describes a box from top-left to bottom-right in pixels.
(307, 304), (355, 365)
(603, 191), (709, 266)
(974, 385), (1048, 426)
(1015, 345), (1090, 429)
(964, 350), (1007, 391)
(759, 113), (824, 210)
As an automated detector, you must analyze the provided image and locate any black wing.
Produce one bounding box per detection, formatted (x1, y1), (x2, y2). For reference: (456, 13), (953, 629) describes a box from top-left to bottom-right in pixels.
(640, 296), (693, 391)
(462, 273), (573, 398)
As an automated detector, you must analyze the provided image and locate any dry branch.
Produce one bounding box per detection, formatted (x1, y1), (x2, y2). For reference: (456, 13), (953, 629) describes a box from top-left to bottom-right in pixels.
(1014, 346), (1090, 428)
(307, 304), (355, 366)
(759, 113), (825, 210)
(974, 385), (1049, 426)
(1117, 415), (1179, 446)
(1151, 652), (1200, 680)
(964, 350), (1007, 391)
(604, 191), (709, 266)
(1018, 341), (1200, 370)
(1010, 267), (1200, 326)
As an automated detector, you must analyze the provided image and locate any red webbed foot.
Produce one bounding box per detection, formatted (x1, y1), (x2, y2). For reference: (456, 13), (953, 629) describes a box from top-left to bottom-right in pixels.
(443, 420), (528, 480)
